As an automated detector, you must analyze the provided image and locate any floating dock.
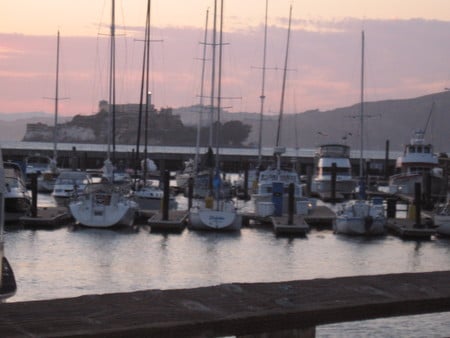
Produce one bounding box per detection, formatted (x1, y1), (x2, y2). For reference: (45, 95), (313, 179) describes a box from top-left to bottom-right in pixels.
(147, 210), (188, 232)
(386, 218), (436, 239)
(304, 205), (336, 226)
(19, 207), (72, 228)
(271, 215), (309, 236)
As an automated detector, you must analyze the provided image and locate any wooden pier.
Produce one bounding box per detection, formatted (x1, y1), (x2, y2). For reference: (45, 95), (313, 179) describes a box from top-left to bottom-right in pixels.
(1, 271), (450, 337)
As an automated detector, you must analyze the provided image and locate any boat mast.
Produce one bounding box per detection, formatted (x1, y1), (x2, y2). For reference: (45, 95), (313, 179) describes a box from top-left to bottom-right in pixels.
(257, 0), (269, 166)
(209, 0), (217, 149)
(215, 0), (224, 173)
(107, 0), (116, 163)
(143, 0), (152, 183)
(359, 30), (365, 179)
(195, 8), (210, 173)
(52, 30), (60, 163)
(275, 5), (292, 149)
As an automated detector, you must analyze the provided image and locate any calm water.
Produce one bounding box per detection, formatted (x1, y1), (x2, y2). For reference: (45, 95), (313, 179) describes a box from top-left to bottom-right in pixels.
(3, 192), (450, 337)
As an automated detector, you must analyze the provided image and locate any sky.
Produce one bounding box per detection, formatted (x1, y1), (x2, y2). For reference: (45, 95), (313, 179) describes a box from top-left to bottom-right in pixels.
(2, 0), (450, 117)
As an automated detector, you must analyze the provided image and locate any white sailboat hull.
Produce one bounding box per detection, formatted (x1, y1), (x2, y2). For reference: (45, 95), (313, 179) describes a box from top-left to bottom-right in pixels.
(334, 200), (386, 236)
(69, 192), (138, 228)
(188, 201), (241, 231)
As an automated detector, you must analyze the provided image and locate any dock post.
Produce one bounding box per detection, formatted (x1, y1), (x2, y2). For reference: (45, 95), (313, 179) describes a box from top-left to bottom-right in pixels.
(331, 162), (337, 204)
(384, 139), (390, 180)
(386, 198), (397, 218)
(30, 173), (38, 217)
(414, 182), (422, 228)
(288, 183), (294, 225)
(188, 177), (193, 210)
(162, 170), (170, 221)
(306, 165), (312, 196)
(71, 146), (77, 170)
(243, 162), (249, 200)
(423, 172), (432, 210)
(272, 182), (283, 217)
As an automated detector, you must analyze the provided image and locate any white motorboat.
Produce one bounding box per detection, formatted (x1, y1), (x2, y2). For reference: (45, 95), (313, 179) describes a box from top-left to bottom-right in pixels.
(310, 143), (356, 200)
(334, 199), (386, 236)
(52, 170), (92, 206)
(389, 129), (442, 197)
(4, 161), (31, 222)
(252, 148), (306, 216)
(131, 180), (177, 211)
(433, 198), (450, 236)
(25, 154), (59, 192)
(69, 182), (138, 228)
(0, 147), (17, 300)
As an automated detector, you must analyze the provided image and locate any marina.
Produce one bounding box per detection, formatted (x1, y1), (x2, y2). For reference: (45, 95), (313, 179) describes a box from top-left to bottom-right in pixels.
(0, 181), (449, 336)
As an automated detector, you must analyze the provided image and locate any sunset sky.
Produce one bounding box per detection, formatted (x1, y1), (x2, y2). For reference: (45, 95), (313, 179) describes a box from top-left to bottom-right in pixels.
(2, 0), (450, 117)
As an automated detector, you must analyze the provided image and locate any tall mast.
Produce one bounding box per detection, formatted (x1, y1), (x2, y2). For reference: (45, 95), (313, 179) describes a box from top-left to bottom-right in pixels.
(52, 30), (60, 162)
(275, 5), (292, 148)
(107, 0), (116, 163)
(209, 0), (218, 148)
(143, 0), (152, 182)
(195, 8), (210, 173)
(359, 30), (365, 179)
(257, 0), (269, 165)
(215, 0), (224, 172)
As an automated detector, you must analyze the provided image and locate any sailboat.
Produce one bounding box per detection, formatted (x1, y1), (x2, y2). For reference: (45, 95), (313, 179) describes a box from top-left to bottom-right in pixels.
(188, 0), (242, 231)
(251, 5), (308, 217)
(69, 0), (138, 228)
(0, 146), (17, 300)
(130, 0), (177, 212)
(333, 31), (386, 236)
(176, 9), (210, 196)
(37, 31), (64, 193)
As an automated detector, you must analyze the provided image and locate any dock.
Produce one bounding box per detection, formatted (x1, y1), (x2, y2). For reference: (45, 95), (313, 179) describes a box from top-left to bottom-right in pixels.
(19, 206), (72, 228)
(304, 205), (336, 226)
(271, 215), (309, 236)
(1, 271), (450, 337)
(386, 218), (436, 239)
(147, 210), (188, 232)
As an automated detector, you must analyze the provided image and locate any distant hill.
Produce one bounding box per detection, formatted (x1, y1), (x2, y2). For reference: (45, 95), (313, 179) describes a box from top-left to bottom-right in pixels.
(3, 91), (449, 153)
(176, 91), (450, 153)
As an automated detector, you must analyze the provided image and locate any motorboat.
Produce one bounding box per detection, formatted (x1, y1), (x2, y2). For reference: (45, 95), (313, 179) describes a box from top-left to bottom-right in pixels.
(334, 198), (386, 236)
(4, 161), (31, 222)
(0, 148), (17, 300)
(433, 197), (450, 236)
(69, 182), (138, 228)
(130, 180), (177, 211)
(389, 130), (442, 197)
(251, 148), (306, 217)
(52, 170), (92, 206)
(310, 144), (356, 201)
(24, 154), (59, 192)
